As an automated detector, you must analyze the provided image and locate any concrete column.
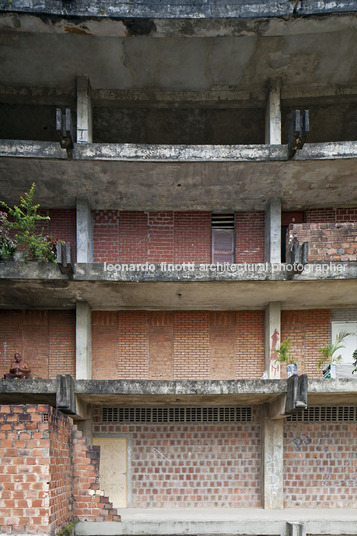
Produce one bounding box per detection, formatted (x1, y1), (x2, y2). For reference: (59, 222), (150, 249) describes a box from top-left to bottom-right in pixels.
(265, 197), (281, 263)
(265, 302), (281, 379)
(77, 76), (93, 143)
(262, 406), (284, 509)
(265, 79), (281, 145)
(76, 301), (92, 380)
(76, 198), (93, 263)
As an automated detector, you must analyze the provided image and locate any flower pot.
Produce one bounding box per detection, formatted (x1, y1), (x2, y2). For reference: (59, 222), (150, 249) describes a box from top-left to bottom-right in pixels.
(323, 364), (336, 379)
(287, 363), (298, 378)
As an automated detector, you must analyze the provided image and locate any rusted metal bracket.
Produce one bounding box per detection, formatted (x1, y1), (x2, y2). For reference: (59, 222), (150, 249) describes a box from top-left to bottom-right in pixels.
(56, 107), (74, 158)
(288, 109), (309, 159)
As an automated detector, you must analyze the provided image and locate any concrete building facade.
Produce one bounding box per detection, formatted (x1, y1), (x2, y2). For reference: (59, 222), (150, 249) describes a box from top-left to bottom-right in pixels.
(0, 1), (357, 535)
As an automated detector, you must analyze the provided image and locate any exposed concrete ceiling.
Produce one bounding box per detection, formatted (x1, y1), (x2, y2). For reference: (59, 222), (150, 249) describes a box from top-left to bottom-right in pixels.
(0, 13), (356, 94)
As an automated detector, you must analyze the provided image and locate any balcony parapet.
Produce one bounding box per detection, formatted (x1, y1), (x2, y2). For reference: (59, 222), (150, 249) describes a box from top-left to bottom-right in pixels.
(1, 261), (357, 283)
(2, 0), (357, 19)
(1, 261), (357, 310)
(1, 377), (357, 408)
(1, 140), (357, 163)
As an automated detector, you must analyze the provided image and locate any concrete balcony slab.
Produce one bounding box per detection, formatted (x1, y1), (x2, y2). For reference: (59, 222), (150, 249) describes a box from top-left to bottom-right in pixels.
(0, 141), (357, 210)
(1, 261), (357, 310)
(76, 507), (357, 536)
(1, 378), (357, 407)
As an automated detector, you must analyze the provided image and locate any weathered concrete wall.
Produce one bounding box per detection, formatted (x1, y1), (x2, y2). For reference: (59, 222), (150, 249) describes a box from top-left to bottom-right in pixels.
(3, 0), (357, 18)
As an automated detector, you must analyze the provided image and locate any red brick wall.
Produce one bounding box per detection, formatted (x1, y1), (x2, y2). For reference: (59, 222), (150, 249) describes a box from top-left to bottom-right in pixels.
(284, 422), (357, 507)
(118, 212), (148, 263)
(305, 207), (357, 223)
(92, 310), (265, 380)
(0, 405), (121, 535)
(0, 311), (75, 380)
(281, 310), (331, 378)
(235, 211), (265, 263)
(40, 209), (77, 261)
(289, 222), (357, 261)
(93, 210), (119, 263)
(49, 408), (73, 533)
(93, 211), (264, 263)
(93, 407), (261, 508)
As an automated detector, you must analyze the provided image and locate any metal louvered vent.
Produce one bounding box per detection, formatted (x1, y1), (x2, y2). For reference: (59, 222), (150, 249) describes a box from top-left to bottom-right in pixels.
(102, 406), (252, 423)
(287, 406), (357, 422)
(211, 213), (235, 229)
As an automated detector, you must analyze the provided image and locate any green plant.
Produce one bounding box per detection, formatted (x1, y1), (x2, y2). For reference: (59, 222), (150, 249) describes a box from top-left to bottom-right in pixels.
(317, 330), (351, 370)
(0, 183), (56, 262)
(0, 211), (16, 260)
(275, 338), (298, 365)
(57, 518), (79, 536)
(352, 349), (357, 374)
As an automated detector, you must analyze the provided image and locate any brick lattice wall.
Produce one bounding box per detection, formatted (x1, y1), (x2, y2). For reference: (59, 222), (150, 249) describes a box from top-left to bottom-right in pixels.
(93, 407), (261, 508)
(289, 222), (357, 261)
(284, 422), (357, 507)
(281, 310), (331, 378)
(0, 405), (121, 535)
(0, 311), (75, 380)
(93, 211), (263, 263)
(92, 310), (265, 380)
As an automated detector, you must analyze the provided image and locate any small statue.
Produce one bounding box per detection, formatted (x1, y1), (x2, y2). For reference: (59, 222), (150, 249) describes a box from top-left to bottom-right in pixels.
(4, 353), (33, 379)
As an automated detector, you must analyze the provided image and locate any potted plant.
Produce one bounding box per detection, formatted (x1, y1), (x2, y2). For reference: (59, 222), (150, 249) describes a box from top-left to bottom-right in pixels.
(0, 183), (56, 262)
(352, 349), (357, 375)
(275, 338), (298, 377)
(317, 330), (351, 379)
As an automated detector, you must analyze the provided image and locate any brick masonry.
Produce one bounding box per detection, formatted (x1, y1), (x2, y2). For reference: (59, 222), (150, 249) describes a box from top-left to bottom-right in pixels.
(289, 222), (357, 262)
(281, 310), (331, 378)
(40, 209), (77, 262)
(306, 207), (357, 223)
(0, 311), (75, 380)
(93, 407), (261, 508)
(92, 310), (265, 380)
(0, 405), (121, 535)
(92, 211), (264, 263)
(284, 421), (357, 508)
(235, 211), (265, 263)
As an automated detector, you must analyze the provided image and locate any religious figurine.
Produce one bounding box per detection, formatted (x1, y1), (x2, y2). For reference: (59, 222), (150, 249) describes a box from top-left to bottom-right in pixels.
(4, 353), (33, 379)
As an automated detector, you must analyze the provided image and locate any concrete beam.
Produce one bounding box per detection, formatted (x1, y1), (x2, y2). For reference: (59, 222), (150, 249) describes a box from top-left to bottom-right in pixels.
(265, 198), (281, 263)
(262, 406), (284, 509)
(76, 301), (92, 380)
(268, 394), (287, 420)
(265, 80), (281, 145)
(77, 76), (93, 144)
(265, 302), (281, 379)
(76, 199), (93, 263)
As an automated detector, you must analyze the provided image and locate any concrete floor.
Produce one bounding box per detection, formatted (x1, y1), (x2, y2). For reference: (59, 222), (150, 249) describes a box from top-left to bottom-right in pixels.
(76, 508), (357, 536)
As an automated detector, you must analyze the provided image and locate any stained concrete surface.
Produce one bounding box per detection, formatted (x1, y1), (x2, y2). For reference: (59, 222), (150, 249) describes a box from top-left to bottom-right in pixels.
(0, 141), (357, 210)
(76, 508), (357, 536)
